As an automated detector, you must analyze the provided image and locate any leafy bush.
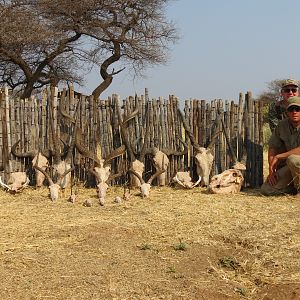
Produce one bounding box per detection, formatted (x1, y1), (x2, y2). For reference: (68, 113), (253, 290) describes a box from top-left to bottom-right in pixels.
(263, 124), (272, 150)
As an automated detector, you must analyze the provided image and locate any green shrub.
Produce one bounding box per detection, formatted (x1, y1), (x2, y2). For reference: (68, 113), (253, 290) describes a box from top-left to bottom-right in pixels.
(263, 124), (272, 150)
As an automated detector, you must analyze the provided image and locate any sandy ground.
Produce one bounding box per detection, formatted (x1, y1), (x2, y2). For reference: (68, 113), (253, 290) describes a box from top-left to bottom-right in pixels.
(0, 176), (300, 300)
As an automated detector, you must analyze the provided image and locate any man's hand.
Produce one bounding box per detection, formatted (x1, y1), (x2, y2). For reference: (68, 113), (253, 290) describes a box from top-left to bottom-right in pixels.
(267, 171), (278, 186)
(268, 155), (279, 186)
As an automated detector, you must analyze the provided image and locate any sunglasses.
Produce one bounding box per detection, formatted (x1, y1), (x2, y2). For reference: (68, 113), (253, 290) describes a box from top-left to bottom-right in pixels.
(283, 88), (298, 93)
(287, 106), (300, 112)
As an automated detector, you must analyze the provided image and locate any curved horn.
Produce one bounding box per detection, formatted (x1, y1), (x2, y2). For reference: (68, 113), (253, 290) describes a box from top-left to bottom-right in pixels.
(116, 96), (139, 162)
(48, 100), (61, 164)
(161, 138), (188, 156)
(19, 177), (30, 191)
(128, 169), (145, 184)
(143, 147), (159, 157)
(0, 176), (12, 190)
(206, 113), (224, 150)
(147, 167), (166, 185)
(75, 127), (101, 166)
(220, 117), (238, 163)
(57, 166), (74, 185)
(147, 153), (166, 185)
(173, 174), (187, 188)
(206, 130), (222, 150)
(11, 139), (38, 158)
(33, 164), (54, 186)
(103, 145), (126, 166)
(89, 167), (101, 182)
(39, 138), (68, 160)
(64, 97), (83, 161)
(178, 108), (202, 151)
(173, 174), (186, 188)
(33, 151), (54, 185)
(59, 105), (75, 124)
(138, 102), (152, 162)
(107, 161), (125, 182)
(191, 176), (202, 188)
(122, 107), (139, 124)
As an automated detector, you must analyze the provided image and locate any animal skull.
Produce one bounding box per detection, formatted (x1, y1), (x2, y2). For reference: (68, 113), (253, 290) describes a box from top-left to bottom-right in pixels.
(178, 108), (221, 187)
(33, 161), (74, 201)
(11, 139), (49, 187)
(140, 183), (152, 198)
(194, 148), (214, 186)
(208, 169), (244, 194)
(48, 183), (62, 201)
(128, 167), (165, 198)
(94, 161), (111, 183)
(173, 171), (201, 189)
(52, 161), (72, 189)
(0, 172), (30, 192)
(97, 181), (109, 205)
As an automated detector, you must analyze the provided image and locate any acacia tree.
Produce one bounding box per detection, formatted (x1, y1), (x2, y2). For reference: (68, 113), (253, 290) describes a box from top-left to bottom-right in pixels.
(256, 79), (286, 124)
(0, 0), (178, 99)
(256, 79), (286, 104)
(0, 0), (83, 98)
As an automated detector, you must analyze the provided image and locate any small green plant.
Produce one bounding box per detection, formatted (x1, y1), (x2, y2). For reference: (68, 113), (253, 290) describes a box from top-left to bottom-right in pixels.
(234, 286), (247, 296)
(139, 243), (151, 250)
(166, 266), (176, 273)
(173, 239), (187, 251)
(218, 256), (240, 270)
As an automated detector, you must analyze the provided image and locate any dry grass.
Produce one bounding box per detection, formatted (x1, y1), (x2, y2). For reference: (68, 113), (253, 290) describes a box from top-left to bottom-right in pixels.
(0, 153), (300, 299)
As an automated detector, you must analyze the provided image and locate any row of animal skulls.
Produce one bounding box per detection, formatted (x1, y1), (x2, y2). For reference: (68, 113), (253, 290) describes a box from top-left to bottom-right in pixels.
(0, 105), (246, 201)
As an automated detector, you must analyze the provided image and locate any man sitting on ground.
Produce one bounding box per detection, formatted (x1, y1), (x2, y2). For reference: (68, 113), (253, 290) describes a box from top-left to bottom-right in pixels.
(261, 96), (300, 195)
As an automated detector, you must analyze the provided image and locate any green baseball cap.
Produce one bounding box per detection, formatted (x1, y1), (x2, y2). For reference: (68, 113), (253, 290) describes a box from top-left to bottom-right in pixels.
(281, 79), (299, 88)
(287, 96), (300, 108)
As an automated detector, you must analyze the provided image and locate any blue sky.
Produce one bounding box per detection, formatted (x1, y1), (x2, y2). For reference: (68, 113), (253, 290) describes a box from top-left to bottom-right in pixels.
(79, 0), (300, 102)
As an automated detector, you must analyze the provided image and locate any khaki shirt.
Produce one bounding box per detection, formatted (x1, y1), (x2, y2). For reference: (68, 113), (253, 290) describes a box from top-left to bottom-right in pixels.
(269, 118), (300, 151)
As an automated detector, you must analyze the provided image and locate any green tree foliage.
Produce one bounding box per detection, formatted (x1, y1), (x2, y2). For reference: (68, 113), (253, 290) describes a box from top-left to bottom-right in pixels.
(256, 79), (285, 124)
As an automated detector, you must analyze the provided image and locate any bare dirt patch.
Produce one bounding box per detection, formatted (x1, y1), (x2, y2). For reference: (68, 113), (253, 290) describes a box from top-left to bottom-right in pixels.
(0, 182), (300, 300)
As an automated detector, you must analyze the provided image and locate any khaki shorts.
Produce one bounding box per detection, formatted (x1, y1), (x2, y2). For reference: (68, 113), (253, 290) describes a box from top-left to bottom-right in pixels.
(261, 154), (300, 196)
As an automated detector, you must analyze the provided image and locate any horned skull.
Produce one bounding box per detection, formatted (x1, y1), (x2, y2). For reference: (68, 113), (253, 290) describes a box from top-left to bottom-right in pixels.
(33, 160), (74, 201)
(172, 171), (201, 189)
(11, 139), (49, 187)
(92, 160), (111, 206)
(0, 172), (30, 193)
(97, 181), (109, 206)
(178, 108), (221, 187)
(128, 167), (165, 198)
(53, 160), (72, 189)
(194, 148), (214, 186)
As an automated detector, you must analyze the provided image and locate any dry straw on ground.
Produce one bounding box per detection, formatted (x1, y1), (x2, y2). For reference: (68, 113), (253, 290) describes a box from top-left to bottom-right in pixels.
(0, 153), (300, 299)
(0, 184), (300, 300)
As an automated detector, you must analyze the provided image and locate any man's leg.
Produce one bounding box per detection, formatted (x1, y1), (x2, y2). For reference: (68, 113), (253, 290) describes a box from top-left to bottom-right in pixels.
(261, 165), (295, 196)
(286, 154), (300, 191)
